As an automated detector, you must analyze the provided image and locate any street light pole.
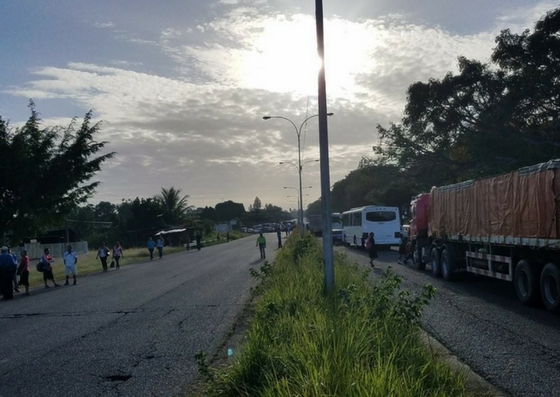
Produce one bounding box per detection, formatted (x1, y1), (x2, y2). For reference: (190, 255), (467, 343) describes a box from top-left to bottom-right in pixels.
(263, 114), (333, 237)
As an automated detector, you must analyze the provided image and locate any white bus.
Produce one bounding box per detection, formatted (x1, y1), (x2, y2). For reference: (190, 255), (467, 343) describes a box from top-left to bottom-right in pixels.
(342, 206), (401, 247)
(332, 212), (342, 229)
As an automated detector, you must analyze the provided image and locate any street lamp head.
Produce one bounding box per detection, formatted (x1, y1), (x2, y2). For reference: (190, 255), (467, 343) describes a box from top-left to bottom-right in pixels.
(327, 112), (334, 116)
(262, 116), (271, 120)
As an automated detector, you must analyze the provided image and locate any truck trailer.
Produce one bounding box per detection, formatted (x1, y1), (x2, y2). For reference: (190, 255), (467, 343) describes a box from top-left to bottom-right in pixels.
(409, 159), (560, 313)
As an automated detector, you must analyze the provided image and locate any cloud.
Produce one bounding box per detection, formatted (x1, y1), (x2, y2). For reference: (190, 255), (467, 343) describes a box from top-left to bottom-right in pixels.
(3, 2), (553, 209)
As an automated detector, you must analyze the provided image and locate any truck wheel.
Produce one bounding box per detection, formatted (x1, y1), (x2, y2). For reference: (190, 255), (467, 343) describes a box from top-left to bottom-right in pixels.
(541, 263), (560, 313)
(441, 248), (456, 281)
(430, 247), (441, 277)
(514, 260), (540, 305)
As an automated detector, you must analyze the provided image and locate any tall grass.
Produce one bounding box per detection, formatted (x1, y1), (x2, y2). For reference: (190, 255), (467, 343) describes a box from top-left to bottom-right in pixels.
(196, 234), (476, 397)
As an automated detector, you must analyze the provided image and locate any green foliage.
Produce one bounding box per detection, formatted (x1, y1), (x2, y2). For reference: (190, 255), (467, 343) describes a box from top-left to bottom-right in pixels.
(374, 8), (560, 192)
(155, 186), (192, 225)
(215, 200), (246, 221)
(197, 237), (472, 397)
(0, 101), (115, 243)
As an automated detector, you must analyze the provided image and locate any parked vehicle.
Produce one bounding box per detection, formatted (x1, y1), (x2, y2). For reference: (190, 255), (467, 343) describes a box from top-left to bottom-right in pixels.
(408, 159), (560, 313)
(308, 213), (343, 236)
(341, 206), (401, 247)
(332, 229), (345, 244)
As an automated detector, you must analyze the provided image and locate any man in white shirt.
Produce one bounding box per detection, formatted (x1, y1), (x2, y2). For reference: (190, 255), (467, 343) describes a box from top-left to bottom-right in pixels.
(63, 245), (78, 285)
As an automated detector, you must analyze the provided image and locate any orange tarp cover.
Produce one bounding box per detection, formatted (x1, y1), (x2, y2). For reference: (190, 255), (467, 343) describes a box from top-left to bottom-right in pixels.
(430, 163), (560, 239)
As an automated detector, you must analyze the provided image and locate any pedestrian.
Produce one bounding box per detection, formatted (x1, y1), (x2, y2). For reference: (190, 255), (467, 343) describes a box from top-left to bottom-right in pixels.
(185, 234), (191, 251)
(196, 231), (202, 251)
(17, 249), (30, 295)
(112, 242), (123, 269)
(398, 230), (410, 265)
(41, 248), (60, 288)
(156, 236), (164, 259)
(0, 246), (17, 300)
(256, 232), (267, 259)
(96, 242), (110, 271)
(147, 237), (155, 260)
(366, 232), (378, 267)
(7, 246), (19, 293)
(226, 231), (230, 242)
(63, 244), (78, 285)
(276, 228), (282, 249)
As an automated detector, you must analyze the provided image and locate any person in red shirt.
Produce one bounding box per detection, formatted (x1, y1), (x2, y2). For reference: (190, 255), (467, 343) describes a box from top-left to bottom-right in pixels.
(17, 250), (30, 295)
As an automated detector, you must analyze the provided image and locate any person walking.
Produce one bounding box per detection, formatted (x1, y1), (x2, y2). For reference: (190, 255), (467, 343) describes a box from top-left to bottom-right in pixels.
(185, 234), (191, 251)
(256, 232), (267, 259)
(96, 242), (110, 271)
(41, 248), (60, 288)
(63, 244), (78, 285)
(156, 236), (164, 259)
(0, 246), (17, 300)
(195, 231), (202, 251)
(366, 232), (378, 267)
(226, 231), (230, 242)
(112, 242), (123, 269)
(17, 249), (30, 295)
(276, 227), (282, 249)
(147, 237), (155, 260)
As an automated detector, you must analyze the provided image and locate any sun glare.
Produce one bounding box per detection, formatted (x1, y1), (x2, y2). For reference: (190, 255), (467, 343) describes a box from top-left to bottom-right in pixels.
(237, 15), (375, 100)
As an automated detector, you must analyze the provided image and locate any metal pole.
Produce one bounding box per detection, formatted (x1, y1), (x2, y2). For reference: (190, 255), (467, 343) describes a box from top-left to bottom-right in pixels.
(297, 128), (304, 237)
(315, 0), (334, 293)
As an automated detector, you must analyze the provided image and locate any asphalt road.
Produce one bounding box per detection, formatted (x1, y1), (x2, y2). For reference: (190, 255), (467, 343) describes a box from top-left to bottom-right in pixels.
(0, 234), (274, 397)
(338, 244), (560, 397)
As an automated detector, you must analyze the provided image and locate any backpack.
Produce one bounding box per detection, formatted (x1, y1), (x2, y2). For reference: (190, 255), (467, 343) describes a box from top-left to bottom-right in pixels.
(365, 238), (373, 250)
(36, 262), (44, 272)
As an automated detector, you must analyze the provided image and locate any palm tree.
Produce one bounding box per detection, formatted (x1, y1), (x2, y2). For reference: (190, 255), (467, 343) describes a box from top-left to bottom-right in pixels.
(155, 187), (192, 225)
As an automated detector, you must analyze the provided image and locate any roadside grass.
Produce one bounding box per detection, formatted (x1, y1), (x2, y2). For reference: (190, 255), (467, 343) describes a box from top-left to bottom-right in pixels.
(194, 234), (480, 397)
(27, 245), (185, 287)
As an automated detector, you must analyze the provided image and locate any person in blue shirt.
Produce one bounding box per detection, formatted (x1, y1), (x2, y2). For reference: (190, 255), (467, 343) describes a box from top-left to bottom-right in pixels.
(7, 246), (19, 293)
(147, 237), (156, 260)
(0, 246), (17, 300)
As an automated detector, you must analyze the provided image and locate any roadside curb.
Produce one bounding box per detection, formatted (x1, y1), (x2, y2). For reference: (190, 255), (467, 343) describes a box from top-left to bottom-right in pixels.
(419, 332), (508, 397)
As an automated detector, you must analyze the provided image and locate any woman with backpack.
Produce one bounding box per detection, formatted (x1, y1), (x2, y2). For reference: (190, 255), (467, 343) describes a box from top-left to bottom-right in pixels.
(366, 232), (378, 267)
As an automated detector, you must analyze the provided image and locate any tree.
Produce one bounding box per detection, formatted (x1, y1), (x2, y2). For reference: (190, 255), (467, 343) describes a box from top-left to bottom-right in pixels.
(0, 101), (115, 243)
(375, 8), (560, 189)
(215, 200), (246, 221)
(155, 186), (192, 225)
(200, 206), (218, 222)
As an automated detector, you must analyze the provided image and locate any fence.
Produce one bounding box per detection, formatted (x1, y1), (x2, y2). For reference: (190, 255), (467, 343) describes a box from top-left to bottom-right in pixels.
(24, 241), (89, 261)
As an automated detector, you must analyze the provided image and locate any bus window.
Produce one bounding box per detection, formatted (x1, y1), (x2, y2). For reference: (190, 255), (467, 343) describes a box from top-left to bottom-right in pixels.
(365, 211), (397, 222)
(353, 212), (361, 226)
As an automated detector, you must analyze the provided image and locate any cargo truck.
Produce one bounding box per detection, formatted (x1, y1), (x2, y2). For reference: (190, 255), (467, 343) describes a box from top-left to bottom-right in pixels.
(409, 159), (560, 313)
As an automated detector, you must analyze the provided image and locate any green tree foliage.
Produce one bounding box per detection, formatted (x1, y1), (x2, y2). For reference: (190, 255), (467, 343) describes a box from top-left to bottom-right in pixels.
(306, 198), (322, 217)
(375, 8), (560, 190)
(0, 101), (115, 243)
(200, 206), (218, 222)
(215, 200), (246, 221)
(155, 186), (192, 225)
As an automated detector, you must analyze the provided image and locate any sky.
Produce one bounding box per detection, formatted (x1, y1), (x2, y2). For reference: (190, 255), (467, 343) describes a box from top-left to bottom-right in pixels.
(0, 0), (556, 213)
